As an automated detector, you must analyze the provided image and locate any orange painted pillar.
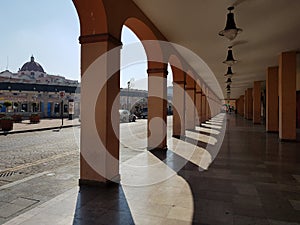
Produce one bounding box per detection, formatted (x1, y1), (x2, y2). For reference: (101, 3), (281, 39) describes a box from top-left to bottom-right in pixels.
(206, 87), (210, 120)
(266, 67), (279, 132)
(201, 84), (206, 123)
(247, 88), (253, 120)
(79, 33), (121, 184)
(147, 66), (168, 150)
(172, 80), (186, 138)
(201, 93), (206, 123)
(279, 52), (297, 141)
(253, 81), (261, 124)
(195, 82), (202, 126)
(244, 90), (248, 119)
(185, 86), (196, 130)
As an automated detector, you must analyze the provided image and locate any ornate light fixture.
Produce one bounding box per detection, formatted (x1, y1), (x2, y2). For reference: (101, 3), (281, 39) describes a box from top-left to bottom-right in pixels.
(226, 84), (231, 90)
(223, 46), (237, 66)
(224, 66), (234, 77)
(224, 66), (235, 77)
(219, 6), (242, 41)
(226, 77), (232, 85)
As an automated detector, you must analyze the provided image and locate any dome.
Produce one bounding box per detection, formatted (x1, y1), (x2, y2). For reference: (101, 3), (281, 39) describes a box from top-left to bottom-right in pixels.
(20, 56), (45, 73)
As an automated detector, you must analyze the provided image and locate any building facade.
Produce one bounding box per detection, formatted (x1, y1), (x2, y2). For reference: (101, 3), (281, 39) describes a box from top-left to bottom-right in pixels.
(0, 56), (80, 118)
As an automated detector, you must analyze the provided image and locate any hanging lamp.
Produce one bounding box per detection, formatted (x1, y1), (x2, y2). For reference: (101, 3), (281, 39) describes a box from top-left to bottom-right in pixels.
(219, 6), (243, 41)
(226, 77), (232, 85)
(223, 46), (237, 66)
(224, 66), (235, 77)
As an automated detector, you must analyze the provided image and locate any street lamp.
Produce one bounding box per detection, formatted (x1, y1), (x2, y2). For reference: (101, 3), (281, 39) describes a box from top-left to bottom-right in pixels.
(126, 78), (134, 111)
(127, 81), (130, 110)
(59, 91), (65, 127)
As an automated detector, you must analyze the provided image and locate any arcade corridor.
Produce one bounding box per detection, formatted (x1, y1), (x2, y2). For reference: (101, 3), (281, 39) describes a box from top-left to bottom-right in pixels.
(4, 114), (300, 225)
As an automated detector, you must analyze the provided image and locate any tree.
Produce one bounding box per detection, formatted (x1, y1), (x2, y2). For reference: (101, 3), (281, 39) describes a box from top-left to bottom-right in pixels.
(3, 101), (12, 112)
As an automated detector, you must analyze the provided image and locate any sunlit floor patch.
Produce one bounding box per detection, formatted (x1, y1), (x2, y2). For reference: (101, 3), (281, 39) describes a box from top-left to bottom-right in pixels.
(185, 130), (218, 145)
(120, 151), (176, 187)
(122, 175), (194, 225)
(167, 137), (212, 170)
(195, 126), (220, 135)
(201, 123), (223, 130)
(205, 120), (223, 126)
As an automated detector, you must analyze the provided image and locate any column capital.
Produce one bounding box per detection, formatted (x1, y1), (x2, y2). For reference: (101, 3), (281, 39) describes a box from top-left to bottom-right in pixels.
(147, 68), (168, 77)
(79, 33), (122, 46)
(185, 87), (196, 91)
(173, 80), (186, 85)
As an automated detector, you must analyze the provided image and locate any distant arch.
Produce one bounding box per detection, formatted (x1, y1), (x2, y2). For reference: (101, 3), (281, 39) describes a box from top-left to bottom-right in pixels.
(169, 54), (185, 82)
(73, 0), (108, 36)
(124, 17), (163, 66)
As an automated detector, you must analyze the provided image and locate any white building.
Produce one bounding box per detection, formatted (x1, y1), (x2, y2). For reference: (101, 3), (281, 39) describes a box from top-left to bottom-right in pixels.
(0, 56), (80, 118)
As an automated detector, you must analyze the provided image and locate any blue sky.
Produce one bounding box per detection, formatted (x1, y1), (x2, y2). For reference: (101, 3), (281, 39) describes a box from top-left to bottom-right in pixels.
(0, 0), (172, 90)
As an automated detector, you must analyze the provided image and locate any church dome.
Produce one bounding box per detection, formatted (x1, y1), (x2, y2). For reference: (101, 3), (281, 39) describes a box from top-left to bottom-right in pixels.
(20, 56), (45, 73)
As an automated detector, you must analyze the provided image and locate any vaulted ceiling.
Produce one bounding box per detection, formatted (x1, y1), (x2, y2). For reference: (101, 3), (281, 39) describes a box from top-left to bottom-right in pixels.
(132, 0), (300, 99)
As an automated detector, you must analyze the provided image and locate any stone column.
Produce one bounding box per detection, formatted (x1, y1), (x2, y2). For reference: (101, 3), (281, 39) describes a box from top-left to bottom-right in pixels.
(79, 33), (122, 184)
(253, 81), (261, 124)
(266, 67), (279, 132)
(147, 66), (168, 150)
(247, 88), (253, 120)
(201, 90), (206, 123)
(206, 87), (210, 120)
(185, 86), (196, 130)
(172, 80), (186, 139)
(244, 90), (248, 119)
(279, 52), (297, 141)
(195, 82), (202, 126)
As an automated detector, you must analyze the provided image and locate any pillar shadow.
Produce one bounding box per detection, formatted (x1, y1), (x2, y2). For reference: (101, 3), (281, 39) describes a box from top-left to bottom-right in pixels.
(150, 149), (198, 172)
(184, 136), (208, 149)
(72, 184), (134, 225)
(186, 128), (217, 137)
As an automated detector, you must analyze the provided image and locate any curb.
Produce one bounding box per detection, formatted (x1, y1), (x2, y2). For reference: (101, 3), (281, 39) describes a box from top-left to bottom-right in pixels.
(0, 124), (80, 136)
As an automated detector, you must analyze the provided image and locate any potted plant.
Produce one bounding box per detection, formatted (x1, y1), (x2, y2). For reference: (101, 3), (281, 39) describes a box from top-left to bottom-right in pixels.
(3, 101), (12, 112)
(12, 114), (22, 123)
(0, 116), (13, 131)
(30, 113), (40, 123)
(0, 113), (6, 129)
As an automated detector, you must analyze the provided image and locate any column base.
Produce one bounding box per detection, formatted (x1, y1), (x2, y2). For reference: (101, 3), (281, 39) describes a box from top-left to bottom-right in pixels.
(79, 174), (120, 187)
(172, 135), (186, 140)
(266, 130), (279, 133)
(147, 146), (168, 151)
(279, 138), (297, 143)
(149, 147), (168, 161)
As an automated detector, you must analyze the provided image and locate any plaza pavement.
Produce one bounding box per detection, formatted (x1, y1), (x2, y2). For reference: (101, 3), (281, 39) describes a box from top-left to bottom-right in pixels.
(0, 118), (80, 135)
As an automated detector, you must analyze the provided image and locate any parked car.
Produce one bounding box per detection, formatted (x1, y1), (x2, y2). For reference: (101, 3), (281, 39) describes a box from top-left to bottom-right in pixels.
(129, 113), (136, 122)
(119, 110), (136, 122)
(119, 109), (129, 122)
(140, 107), (148, 119)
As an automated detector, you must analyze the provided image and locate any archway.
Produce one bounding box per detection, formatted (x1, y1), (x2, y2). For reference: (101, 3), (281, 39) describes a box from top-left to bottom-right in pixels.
(119, 25), (149, 162)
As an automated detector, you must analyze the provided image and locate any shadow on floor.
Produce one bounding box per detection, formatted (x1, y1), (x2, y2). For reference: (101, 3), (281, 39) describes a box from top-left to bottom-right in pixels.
(72, 184), (134, 225)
